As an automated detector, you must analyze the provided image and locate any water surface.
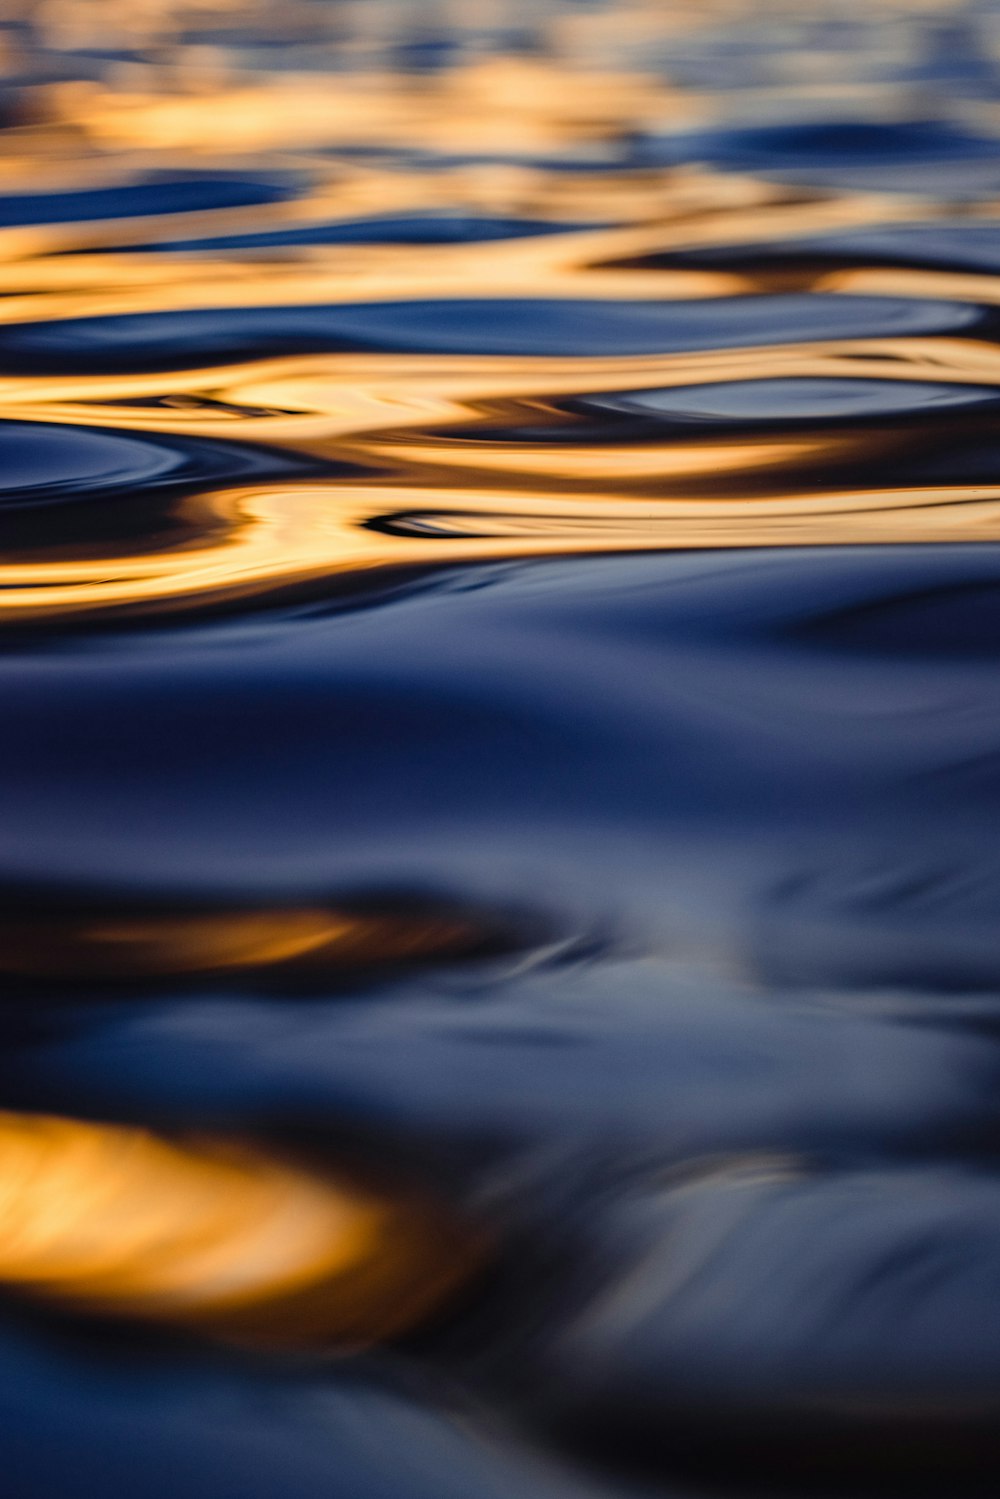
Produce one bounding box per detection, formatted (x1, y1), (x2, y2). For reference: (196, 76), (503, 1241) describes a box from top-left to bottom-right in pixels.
(3, 3), (1000, 1496)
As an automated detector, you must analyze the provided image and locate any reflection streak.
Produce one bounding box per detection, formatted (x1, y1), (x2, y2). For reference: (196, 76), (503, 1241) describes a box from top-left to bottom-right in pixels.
(0, 1110), (476, 1348)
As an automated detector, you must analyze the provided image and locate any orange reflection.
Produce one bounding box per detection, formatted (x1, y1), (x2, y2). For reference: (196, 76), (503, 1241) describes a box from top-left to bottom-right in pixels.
(2, 451), (1000, 623)
(0, 903), (507, 980)
(52, 57), (688, 155)
(1, 339), (996, 445)
(0, 31), (996, 627)
(0, 1110), (476, 1347)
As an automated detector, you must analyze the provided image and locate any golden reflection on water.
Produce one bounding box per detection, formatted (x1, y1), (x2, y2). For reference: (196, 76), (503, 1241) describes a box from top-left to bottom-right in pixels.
(0, 43), (997, 621)
(6, 476), (1000, 624)
(0, 903), (505, 980)
(3, 337), (1000, 621)
(48, 56), (694, 156)
(0, 1110), (475, 1347)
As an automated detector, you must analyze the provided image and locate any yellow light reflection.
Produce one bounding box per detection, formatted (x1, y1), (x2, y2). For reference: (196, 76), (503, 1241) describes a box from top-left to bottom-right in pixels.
(2, 474), (1000, 624)
(0, 34), (995, 628)
(52, 58), (687, 156)
(0, 904), (498, 980)
(0, 340), (994, 447)
(0, 1110), (476, 1347)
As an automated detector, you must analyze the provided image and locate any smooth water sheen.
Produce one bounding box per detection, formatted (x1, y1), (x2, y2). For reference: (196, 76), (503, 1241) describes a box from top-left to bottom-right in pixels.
(4, 3), (1000, 1496)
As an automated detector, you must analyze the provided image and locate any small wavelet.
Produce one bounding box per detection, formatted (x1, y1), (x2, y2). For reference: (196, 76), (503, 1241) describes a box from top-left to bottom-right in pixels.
(633, 119), (1000, 196)
(120, 211), (604, 254)
(0, 174), (298, 229)
(0, 419), (325, 511)
(0, 293), (978, 373)
(612, 221), (1000, 278)
(572, 374), (1000, 425)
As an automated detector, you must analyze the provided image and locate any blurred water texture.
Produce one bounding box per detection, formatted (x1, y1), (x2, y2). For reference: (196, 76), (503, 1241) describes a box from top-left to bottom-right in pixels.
(1, 3), (1000, 1498)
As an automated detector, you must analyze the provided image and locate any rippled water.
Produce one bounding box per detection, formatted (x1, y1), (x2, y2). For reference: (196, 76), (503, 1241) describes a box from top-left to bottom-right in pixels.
(7, 2), (1000, 1496)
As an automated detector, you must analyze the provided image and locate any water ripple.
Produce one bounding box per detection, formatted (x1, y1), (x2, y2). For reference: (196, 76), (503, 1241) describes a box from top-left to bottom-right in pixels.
(4, 11), (1000, 1498)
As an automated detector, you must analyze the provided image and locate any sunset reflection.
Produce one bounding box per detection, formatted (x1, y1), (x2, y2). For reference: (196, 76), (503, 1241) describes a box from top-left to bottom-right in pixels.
(0, 10), (995, 621)
(0, 901), (512, 980)
(4, 3), (1000, 1496)
(0, 1110), (474, 1347)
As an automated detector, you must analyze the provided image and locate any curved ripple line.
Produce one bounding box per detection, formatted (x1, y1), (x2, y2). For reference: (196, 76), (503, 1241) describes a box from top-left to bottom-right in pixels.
(0, 293), (978, 372)
(3, 480), (1000, 623)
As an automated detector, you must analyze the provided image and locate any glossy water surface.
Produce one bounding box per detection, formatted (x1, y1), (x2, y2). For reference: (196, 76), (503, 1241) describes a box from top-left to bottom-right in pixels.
(4, 3), (1000, 1496)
